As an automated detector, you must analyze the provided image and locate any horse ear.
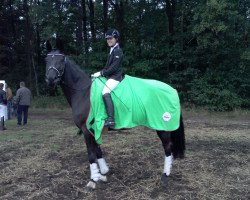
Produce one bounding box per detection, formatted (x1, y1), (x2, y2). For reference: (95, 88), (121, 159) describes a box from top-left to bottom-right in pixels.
(56, 38), (64, 53)
(46, 40), (52, 52)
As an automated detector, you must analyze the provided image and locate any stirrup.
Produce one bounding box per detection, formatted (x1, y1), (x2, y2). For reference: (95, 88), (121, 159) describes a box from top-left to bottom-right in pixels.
(104, 118), (115, 127)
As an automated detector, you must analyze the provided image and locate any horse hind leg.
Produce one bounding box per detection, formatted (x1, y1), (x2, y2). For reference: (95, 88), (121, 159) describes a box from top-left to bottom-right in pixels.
(157, 130), (173, 186)
(171, 115), (185, 159)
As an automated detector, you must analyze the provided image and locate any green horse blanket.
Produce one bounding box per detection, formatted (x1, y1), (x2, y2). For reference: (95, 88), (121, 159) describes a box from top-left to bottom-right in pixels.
(87, 75), (180, 144)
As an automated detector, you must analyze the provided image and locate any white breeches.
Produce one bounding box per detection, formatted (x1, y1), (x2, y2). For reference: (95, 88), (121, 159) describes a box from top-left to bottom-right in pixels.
(102, 79), (120, 95)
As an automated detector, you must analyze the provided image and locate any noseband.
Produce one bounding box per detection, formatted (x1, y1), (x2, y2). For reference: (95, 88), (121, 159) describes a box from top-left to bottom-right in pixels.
(46, 53), (67, 79)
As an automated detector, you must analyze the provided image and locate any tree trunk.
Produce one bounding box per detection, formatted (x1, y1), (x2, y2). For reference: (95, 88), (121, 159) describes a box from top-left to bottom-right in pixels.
(81, 0), (89, 66)
(103, 0), (108, 35)
(165, 0), (176, 73)
(35, 23), (41, 68)
(77, 3), (84, 54)
(23, 0), (33, 88)
(9, 0), (17, 43)
(34, 0), (41, 96)
(88, 0), (96, 43)
(166, 0), (175, 35)
(32, 55), (39, 96)
(110, 0), (125, 46)
(55, 0), (64, 37)
(8, 0), (16, 78)
(71, 0), (83, 55)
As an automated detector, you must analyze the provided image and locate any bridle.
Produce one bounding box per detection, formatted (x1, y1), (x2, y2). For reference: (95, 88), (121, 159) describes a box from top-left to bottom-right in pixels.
(45, 52), (91, 91)
(46, 53), (67, 80)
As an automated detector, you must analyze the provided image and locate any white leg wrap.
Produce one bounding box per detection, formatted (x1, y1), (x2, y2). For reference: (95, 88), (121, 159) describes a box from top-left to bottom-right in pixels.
(163, 155), (173, 176)
(97, 158), (109, 175)
(90, 163), (101, 181)
(90, 163), (107, 182)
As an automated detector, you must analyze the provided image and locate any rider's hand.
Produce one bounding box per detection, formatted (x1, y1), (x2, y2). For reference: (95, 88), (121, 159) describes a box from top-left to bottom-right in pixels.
(91, 71), (101, 78)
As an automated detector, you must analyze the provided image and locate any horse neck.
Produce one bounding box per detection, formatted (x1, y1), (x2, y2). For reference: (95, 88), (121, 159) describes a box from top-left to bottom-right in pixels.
(61, 59), (91, 105)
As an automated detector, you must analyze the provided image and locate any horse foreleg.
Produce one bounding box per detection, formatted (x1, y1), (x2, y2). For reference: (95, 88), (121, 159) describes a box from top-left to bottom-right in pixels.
(96, 145), (109, 175)
(83, 128), (107, 189)
(157, 131), (173, 186)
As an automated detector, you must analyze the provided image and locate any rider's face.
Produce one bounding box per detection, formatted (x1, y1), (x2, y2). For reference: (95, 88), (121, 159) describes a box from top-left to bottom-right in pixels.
(106, 37), (117, 47)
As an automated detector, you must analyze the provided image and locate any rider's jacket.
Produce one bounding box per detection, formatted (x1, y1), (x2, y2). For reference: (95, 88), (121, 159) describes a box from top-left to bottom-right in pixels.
(101, 44), (124, 81)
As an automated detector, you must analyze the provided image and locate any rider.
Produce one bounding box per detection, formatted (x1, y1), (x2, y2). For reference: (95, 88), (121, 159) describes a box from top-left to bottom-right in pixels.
(91, 28), (124, 128)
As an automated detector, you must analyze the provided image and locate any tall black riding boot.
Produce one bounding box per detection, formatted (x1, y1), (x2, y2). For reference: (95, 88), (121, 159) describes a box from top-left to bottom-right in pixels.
(102, 93), (115, 128)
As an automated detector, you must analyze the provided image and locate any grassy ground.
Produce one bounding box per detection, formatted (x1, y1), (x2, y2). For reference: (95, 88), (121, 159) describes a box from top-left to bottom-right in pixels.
(0, 108), (249, 200)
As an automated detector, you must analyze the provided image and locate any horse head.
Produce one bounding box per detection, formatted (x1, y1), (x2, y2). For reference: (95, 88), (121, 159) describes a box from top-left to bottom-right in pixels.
(45, 38), (66, 88)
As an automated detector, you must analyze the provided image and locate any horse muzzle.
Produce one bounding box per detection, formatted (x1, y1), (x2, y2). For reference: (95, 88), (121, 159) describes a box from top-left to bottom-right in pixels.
(45, 76), (61, 88)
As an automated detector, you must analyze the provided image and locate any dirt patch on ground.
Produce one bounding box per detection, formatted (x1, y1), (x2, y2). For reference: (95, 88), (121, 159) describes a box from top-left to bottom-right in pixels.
(0, 108), (249, 200)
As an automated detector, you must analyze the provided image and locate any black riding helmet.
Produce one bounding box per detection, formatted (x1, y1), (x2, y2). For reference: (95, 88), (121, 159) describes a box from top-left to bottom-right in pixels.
(105, 29), (120, 39)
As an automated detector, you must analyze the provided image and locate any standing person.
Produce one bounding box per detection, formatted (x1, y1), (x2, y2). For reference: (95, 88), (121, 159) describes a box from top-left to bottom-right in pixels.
(12, 95), (17, 117)
(91, 28), (124, 128)
(5, 84), (13, 119)
(0, 83), (7, 130)
(16, 81), (32, 125)
(0, 83), (7, 105)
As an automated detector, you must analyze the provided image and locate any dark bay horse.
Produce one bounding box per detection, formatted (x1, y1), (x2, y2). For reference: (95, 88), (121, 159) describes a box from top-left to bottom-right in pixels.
(45, 40), (185, 189)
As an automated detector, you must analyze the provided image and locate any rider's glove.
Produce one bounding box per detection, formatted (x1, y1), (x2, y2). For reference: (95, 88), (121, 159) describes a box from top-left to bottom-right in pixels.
(91, 71), (101, 78)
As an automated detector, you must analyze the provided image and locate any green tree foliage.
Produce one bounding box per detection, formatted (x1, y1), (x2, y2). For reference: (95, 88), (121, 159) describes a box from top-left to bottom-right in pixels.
(0, 0), (249, 111)
(189, 0), (250, 110)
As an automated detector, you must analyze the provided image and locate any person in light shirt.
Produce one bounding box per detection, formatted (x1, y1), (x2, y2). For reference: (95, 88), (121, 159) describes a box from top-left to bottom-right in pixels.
(5, 84), (13, 119)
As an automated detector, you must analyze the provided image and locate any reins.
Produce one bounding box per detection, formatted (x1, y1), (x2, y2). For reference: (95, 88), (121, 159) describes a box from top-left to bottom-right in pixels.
(46, 52), (129, 111)
(60, 61), (92, 92)
(93, 77), (130, 111)
(46, 52), (91, 91)
(61, 80), (92, 92)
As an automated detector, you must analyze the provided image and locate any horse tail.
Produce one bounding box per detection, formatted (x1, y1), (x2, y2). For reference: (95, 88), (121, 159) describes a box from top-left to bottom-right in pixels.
(171, 114), (185, 159)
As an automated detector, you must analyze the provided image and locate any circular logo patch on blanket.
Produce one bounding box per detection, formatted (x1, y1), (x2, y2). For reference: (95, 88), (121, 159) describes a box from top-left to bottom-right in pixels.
(162, 112), (171, 121)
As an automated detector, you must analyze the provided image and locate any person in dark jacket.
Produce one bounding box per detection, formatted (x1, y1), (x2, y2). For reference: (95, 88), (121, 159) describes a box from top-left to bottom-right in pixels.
(16, 81), (32, 125)
(91, 29), (124, 127)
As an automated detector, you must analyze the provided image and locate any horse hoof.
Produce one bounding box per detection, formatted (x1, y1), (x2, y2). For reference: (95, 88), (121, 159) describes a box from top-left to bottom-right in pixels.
(99, 175), (107, 182)
(100, 168), (109, 175)
(160, 173), (168, 187)
(86, 181), (96, 190)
